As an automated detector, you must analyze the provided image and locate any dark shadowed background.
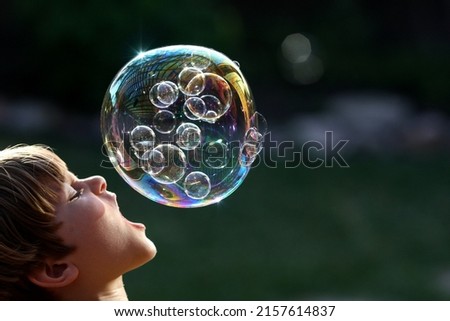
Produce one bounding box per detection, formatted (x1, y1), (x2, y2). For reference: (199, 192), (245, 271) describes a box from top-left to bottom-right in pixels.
(1, 0), (450, 300)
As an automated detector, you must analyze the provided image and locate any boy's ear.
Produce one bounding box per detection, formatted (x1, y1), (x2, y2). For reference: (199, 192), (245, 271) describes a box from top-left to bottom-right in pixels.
(28, 260), (79, 288)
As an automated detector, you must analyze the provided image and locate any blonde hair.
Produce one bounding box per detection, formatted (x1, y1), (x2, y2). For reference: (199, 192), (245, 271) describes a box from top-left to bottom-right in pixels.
(0, 144), (74, 300)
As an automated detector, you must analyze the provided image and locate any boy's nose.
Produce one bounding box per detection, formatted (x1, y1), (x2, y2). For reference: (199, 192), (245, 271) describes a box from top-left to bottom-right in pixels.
(85, 176), (107, 195)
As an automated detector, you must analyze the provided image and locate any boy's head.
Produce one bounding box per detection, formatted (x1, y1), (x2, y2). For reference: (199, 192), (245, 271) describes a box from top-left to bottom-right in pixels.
(0, 144), (73, 300)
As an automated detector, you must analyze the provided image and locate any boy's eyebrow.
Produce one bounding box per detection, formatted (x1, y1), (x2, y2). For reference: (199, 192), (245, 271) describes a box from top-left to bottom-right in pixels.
(66, 172), (78, 184)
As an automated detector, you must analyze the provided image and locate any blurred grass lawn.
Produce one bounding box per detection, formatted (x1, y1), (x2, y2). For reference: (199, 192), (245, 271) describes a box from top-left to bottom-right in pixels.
(2, 135), (450, 300)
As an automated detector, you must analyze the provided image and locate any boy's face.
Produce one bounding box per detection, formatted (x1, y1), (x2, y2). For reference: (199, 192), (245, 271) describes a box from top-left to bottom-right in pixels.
(54, 171), (156, 279)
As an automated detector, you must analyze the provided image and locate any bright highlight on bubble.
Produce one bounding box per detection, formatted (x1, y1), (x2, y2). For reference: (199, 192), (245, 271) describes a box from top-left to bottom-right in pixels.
(100, 45), (267, 208)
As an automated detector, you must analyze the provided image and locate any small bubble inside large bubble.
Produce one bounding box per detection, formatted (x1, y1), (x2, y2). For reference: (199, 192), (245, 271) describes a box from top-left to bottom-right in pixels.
(141, 148), (165, 175)
(149, 81), (179, 108)
(147, 144), (187, 184)
(178, 68), (205, 96)
(153, 110), (176, 133)
(184, 96), (206, 119)
(130, 125), (156, 153)
(176, 123), (201, 150)
(184, 171), (211, 199)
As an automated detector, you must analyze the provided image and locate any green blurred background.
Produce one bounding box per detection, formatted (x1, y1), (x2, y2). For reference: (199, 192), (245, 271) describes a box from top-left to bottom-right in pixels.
(1, 0), (450, 300)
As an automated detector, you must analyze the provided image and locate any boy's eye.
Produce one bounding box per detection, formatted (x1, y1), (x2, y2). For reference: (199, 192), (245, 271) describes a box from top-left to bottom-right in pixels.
(69, 188), (84, 202)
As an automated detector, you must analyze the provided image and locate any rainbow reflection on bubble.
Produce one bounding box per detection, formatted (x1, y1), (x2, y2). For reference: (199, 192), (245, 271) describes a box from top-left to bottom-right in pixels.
(100, 45), (266, 208)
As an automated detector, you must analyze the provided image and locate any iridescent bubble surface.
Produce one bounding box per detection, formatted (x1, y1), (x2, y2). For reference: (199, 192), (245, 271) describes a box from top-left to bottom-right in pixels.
(101, 45), (266, 208)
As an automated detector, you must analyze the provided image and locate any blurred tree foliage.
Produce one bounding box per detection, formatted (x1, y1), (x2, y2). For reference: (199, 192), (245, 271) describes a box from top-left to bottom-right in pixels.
(1, 0), (244, 113)
(1, 0), (450, 114)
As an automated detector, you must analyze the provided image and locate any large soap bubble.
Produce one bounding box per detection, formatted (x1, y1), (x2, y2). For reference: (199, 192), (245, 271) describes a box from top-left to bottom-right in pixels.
(101, 45), (267, 208)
